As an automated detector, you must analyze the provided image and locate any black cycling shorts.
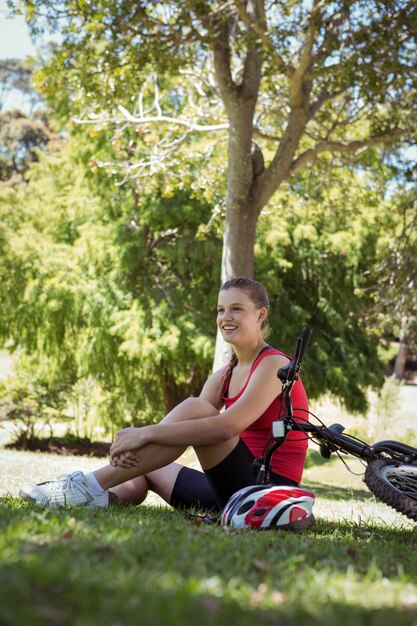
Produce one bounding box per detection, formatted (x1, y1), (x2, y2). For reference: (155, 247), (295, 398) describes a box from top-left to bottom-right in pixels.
(170, 438), (298, 512)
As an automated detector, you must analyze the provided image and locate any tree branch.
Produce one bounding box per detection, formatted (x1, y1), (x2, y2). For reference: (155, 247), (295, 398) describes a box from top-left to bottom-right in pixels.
(310, 3), (350, 67)
(240, 47), (262, 100)
(288, 10), (317, 108)
(233, 0), (290, 75)
(309, 85), (350, 117)
(74, 105), (229, 133)
(211, 17), (239, 111)
(252, 5), (322, 206)
(290, 128), (407, 174)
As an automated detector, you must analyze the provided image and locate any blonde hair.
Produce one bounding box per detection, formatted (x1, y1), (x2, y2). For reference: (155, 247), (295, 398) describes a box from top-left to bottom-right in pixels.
(214, 277), (270, 409)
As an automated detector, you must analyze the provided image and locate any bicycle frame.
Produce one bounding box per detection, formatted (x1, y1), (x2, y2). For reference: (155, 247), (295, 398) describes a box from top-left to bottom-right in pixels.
(276, 419), (417, 464)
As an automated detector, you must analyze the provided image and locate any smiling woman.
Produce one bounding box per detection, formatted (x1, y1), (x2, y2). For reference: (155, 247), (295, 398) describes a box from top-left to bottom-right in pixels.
(214, 277), (271, 409)
(20, 277), (310, 523)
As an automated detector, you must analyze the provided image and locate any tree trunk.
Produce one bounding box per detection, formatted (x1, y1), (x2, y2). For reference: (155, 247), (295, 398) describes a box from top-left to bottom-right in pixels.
(393, 318), (409, 380)
(220, 197), (260, 281)
(211, 16), (263, 370)
(213, 197), (260, 371)
(211, 2), (308, 371)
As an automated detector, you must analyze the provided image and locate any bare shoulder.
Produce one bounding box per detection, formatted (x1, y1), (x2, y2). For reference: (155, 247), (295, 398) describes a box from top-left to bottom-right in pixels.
(261, 352), (289, 367)
(252, 352), (289, 378)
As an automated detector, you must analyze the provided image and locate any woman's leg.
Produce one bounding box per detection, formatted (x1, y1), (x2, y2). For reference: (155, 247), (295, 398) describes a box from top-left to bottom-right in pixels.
(109, 476), (148, 505)
(169, 465), (221, 512)
(110, 463), (183, 505)
(146, 464), (184, 502)
(20, 397), (237, 507)
(94, 397), (243, 491)
(93, 396), (220, 490)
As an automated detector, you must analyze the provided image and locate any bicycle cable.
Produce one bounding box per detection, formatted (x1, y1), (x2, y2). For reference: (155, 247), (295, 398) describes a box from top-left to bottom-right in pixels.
(260, 404), (371, 477)
(290, 408), (369, 476)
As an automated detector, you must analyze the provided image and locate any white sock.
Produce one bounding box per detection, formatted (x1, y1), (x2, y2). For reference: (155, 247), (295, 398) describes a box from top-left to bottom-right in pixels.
(86, 472), (106, 493)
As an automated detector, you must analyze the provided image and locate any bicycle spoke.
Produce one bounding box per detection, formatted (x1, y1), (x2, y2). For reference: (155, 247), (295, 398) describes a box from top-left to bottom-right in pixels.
(383, 467), (417, 498)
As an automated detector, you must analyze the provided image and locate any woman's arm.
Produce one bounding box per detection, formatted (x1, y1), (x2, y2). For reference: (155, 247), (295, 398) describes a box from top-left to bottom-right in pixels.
(110, 355), (288, 456)
(199, 367), (224, 406)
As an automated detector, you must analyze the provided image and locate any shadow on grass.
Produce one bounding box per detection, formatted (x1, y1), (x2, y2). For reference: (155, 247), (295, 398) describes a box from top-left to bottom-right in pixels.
(1, 555), (417, 626)
(301, 480), (374, 501)
(1, 558), (417, 626)
(1, 498), (417, 626)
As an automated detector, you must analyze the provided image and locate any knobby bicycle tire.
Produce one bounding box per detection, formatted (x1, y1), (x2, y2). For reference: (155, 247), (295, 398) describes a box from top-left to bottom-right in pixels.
(364, 458), (417, 522)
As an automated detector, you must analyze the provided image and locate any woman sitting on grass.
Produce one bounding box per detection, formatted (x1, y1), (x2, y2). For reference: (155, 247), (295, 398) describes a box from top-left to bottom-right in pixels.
(20, 277), (309, 514)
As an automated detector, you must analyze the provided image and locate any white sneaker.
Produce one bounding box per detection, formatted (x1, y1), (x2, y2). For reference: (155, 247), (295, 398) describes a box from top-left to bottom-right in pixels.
(19, 471), (109, 508)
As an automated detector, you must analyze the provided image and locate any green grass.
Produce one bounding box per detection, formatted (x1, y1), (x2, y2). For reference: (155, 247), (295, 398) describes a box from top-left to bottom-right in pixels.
(1, 495), (417, 626)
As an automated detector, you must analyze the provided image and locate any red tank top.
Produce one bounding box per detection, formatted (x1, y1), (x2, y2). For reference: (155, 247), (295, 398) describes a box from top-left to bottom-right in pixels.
(222, 348), (308, 483)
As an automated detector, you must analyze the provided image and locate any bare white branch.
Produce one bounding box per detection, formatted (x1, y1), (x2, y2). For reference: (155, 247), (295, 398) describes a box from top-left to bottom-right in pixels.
(76, 70), (227, 187)
(153, 73), (162, 117)
(74, 106), (229, 132)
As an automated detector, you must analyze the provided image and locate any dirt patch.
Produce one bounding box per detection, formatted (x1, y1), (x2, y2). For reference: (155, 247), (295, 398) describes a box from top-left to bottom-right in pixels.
(6, 434), (111, 457)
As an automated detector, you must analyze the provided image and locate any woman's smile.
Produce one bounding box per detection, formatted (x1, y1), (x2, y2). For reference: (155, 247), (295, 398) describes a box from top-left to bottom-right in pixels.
(222, 324), (238, 334)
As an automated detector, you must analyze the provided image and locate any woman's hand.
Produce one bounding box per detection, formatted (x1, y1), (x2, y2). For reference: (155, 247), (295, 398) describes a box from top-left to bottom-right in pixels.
(109, 450), (141, 468)
(110, 426), (152, 460)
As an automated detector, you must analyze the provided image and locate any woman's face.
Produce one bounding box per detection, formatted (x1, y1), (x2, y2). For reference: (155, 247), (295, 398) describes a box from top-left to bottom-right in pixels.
(217, 288), (266, 346)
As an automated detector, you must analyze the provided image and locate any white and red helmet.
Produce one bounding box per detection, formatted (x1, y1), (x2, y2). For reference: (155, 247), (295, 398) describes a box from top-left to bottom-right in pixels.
(221, 485), (315, 531)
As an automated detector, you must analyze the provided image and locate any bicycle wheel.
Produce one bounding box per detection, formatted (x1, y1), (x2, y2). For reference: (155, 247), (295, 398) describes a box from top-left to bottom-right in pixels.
(364, 458), (417, 521)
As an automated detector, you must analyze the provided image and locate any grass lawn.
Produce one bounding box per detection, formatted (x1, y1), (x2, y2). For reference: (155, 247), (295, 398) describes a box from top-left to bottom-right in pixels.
(1, 448), (417, 626)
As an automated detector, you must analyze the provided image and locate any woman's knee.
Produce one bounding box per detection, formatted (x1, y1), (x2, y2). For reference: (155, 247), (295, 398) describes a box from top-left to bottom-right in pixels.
(110, 475), (149, 505)
(162, 396), (219, 424)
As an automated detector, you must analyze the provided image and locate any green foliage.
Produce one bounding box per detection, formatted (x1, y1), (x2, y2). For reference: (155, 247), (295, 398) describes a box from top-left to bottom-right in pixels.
(255, 160), (388, 412)
(2, 0), (417, 430)
(366, 375), (404, 441)
(366, 187), (417, 349)
(22, 1), (417, 129)
(25, 1), (203, 117)
(0, 354), (71, 444)
(0, 56), (41, 111)
(0, 123), (413, 431)
(0, 133), (221, 432)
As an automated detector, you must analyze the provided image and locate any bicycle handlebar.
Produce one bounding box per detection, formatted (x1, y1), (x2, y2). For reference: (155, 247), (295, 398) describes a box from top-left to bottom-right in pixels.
(296, 326), (313, 365)
(277, 326), (312, 384)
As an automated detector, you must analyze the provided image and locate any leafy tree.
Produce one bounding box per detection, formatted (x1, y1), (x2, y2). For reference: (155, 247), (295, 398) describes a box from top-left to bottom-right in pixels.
(2, 123), (410, 419)
(2, 1), (416, 422)
(0, 132), (221, 430)
(0, 56), (52, 182)
(15, 0), (417, 279)
(254, 155), (389, 411)
(13, 0), (417, 366)
(0, 108), (52, 181)
(0, 354), (71, 446)
(365, 187), (417, 379)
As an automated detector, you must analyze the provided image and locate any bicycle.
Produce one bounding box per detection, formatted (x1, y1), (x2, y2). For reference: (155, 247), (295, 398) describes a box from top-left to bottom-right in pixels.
(254, 327), (417, 522)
